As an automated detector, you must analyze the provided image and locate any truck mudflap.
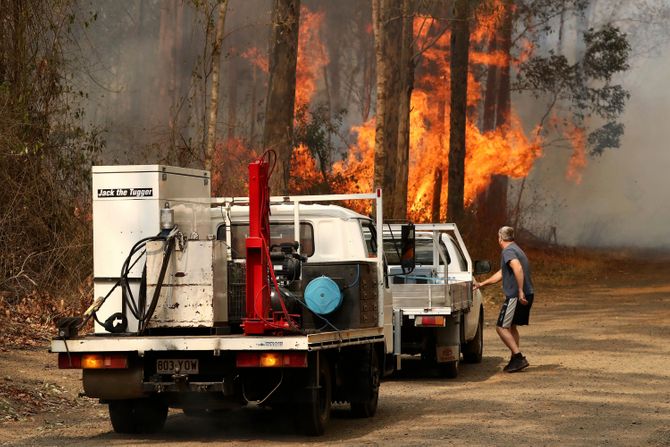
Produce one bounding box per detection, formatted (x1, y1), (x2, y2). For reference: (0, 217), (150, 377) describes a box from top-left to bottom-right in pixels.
(83, 367), (144, 400)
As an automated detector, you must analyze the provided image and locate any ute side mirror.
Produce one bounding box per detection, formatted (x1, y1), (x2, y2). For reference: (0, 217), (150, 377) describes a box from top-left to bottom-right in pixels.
(474, 260), (491, 275)
(400, 223), (415, 274)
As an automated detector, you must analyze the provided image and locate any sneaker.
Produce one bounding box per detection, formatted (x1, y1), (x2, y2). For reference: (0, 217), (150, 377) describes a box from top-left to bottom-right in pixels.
(502, 357), (513, 372)
(506, 353), (529, 373)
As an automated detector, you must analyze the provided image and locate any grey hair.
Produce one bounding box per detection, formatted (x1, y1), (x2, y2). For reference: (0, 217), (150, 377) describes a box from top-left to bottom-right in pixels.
(498, 226), (515, 242)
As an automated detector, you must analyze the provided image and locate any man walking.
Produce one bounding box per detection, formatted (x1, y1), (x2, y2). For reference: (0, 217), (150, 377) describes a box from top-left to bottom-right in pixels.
(474, 226), (534, 373)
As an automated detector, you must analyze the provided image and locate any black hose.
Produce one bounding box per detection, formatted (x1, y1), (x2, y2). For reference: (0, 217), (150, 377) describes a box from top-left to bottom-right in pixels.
(120, 236), (165, 319)
(139, 237), (175, 333)
(82, 232), (172, 334)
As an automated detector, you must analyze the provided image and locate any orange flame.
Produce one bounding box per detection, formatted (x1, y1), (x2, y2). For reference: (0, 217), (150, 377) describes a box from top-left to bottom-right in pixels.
(564, 125), (587, 183)
(211, 138), (258, 196)
(332, 11), (542, 222)
(243, 4), (583, 221)
(296, 7), (328, 111)
(242, 47), (268, 73)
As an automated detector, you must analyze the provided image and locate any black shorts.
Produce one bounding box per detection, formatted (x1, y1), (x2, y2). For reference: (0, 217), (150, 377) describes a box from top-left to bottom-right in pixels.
(496, 294), (534, 328)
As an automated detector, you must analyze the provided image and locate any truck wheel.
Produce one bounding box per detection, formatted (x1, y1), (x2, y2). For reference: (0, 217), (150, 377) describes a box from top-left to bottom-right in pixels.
(299, 355), (331, 436)
(463, 307), (484, 364)
(350, 347), (380, 418)
(109, 398), (168, 434)
(109, 400), (137, 434)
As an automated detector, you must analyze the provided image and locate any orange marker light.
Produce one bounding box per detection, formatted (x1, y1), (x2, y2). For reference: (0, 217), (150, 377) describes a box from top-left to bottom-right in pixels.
(260, 353), (282, 367)
(81, 354), (127, 369)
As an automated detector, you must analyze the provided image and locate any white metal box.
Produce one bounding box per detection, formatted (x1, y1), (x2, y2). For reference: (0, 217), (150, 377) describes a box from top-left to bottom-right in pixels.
(92, 165), (211, 333)
(145, 240), (228, 327)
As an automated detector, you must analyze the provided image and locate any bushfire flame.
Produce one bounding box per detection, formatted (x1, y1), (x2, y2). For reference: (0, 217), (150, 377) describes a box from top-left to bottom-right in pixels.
(233, 4), (587, 221)
(333, 13), (544, 221)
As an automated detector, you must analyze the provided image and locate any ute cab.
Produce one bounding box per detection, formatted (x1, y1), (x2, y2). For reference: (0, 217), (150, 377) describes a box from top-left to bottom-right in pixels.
(211, 203), (394, 343)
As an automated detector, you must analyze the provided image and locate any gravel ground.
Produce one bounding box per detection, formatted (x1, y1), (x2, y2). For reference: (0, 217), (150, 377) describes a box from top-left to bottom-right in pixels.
(1, 263), (669, 447)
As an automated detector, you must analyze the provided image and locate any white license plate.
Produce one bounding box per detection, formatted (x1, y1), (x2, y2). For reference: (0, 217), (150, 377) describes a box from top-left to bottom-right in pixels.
(156, 359), (199, 374)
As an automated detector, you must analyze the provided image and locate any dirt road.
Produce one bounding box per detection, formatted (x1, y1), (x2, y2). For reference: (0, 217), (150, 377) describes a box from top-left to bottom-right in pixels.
(2, 261), (669, 446)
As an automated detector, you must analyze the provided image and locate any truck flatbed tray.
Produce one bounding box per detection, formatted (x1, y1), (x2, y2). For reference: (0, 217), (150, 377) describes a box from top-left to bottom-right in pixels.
(50, 327), (384, 354)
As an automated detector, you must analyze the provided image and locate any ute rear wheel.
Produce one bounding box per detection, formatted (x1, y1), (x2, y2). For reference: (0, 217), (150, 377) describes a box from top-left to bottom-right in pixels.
(463, 307), (484, 364)
(299, 354), (331, 436)
(109, 398), (168, 434)
(438, 338), (460, 379)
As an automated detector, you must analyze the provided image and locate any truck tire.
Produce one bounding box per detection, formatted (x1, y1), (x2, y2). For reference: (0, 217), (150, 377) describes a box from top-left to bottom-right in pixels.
(350, 347), (380, 418)
(109, 400), (136, 433)
(299, 355), (331, 436)
(109, 398), (168, 434)
(463, 307), (484, 364)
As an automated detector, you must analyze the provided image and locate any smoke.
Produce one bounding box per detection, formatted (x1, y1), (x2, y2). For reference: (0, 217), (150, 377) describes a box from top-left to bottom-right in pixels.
(516, 2), (670, 249)
(71, 0), (670, 249)
(72, 0), (272, 164)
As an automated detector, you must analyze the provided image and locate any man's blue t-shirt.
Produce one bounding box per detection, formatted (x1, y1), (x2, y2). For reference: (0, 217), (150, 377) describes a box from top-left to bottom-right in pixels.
(501, 242), (534, 298)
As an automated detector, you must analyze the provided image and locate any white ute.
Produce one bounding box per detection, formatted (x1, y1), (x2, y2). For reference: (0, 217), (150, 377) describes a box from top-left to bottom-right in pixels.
(384, 224), (491, 377)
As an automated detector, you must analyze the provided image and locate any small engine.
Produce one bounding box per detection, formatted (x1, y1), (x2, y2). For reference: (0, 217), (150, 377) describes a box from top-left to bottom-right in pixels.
(269, 242), (306, 284)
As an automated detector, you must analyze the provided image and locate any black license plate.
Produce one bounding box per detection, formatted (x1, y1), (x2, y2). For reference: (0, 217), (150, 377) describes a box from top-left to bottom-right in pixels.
(156, 359), (199, 374)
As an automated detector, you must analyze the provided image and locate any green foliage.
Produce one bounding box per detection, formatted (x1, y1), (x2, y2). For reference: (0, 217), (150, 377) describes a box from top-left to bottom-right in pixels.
(294, 103), (346, 172)
(583, 25), (630, 81)
(587, 122), (624, 156)
(514, 24), (631, 155)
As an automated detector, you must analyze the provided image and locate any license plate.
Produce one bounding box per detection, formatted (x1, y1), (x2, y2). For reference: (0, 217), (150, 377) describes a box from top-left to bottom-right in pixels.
(156, 359), (199, 374)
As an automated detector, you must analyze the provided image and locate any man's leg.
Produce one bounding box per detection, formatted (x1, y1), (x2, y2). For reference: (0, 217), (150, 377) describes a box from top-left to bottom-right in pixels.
(511, 325), (520, 348)
(496, 326), (520, 355)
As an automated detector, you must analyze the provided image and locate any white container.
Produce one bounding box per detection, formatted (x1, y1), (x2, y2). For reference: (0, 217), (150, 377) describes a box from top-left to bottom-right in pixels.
(145, 240), (228, 328)
(92, 165), (211, 333)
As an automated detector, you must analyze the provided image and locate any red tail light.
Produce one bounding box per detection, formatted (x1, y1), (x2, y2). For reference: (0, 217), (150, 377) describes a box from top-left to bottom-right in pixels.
(58, 353), (82, 369)
(236, 352), (260, 367)
(415, 315), (446, 327)
(236, 352), (308, 368)
(282, 352), (308, 367)
(60, 353), (128, 369)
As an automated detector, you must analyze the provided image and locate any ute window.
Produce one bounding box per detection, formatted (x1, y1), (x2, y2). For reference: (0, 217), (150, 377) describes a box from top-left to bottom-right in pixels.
(385, 239), (450, 266)
(447, 235), (467, 271)
(229, 223), (314, 259)
(216, 223), (226, 241)
(361, 221), (377, 257)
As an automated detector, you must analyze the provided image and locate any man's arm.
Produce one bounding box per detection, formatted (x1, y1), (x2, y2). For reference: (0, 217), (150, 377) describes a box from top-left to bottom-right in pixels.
(473, 269), (502, 290)
(509, 259), (528, 304)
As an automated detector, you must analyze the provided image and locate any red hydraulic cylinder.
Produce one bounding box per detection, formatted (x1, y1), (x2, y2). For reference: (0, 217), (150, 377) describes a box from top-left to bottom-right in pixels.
(244, 160), (271, 334)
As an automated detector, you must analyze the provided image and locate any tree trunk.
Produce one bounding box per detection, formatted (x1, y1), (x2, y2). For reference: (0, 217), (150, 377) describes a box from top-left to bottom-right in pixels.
(263, 0), (301, 195)
(431, 168), (443, 222)
(204, 0), (228, 172)
(392, 0), (415, 221)
(477, 0), (512, 229)
(496, 0), (512, 129)
(372, 0), (402, 218)
(249, 64), (258, 147)
(432, 97), (447, 221)
(490, 0), (513, 226)
(481, 31), (498, 132)
(227, 65), (238, 141)
(447, 0), (469, 224)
